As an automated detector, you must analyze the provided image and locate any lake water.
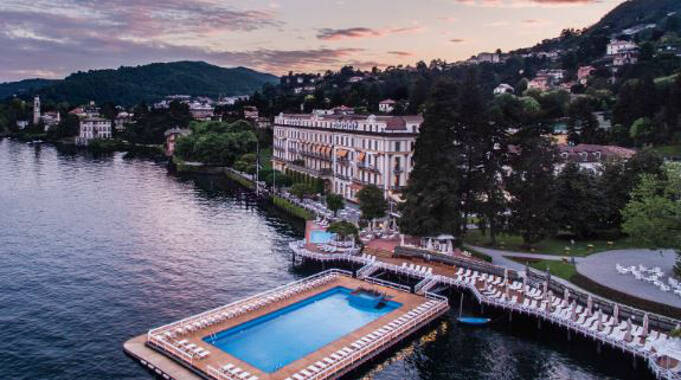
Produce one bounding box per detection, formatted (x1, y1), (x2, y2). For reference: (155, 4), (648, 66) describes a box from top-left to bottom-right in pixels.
(0, 139), (655, 380)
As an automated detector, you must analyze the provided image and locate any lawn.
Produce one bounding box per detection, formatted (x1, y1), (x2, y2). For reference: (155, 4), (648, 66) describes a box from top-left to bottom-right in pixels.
(464, 229), (645, 257)
(507, 257), (578, 281)
(649, 145), (681, 158)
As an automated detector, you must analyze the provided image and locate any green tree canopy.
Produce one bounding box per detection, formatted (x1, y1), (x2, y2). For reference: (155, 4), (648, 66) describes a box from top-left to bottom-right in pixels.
(325, 194), (344, 216)
(356, 184), (387, 222)
(327, 221), (359, 241)
(506, 131), (558, 245)
(622, 163), (681, 273)
(553, 161), (605, 239)
(174, 120), (257, 166)
(290, 182), (316, 200)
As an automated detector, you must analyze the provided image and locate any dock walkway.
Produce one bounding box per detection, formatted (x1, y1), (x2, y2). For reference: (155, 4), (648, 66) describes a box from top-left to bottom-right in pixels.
(291, 241), (681, 380)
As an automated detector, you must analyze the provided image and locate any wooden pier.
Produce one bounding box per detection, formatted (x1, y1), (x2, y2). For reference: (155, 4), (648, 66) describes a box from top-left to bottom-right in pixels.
(290, 241), (681, 380)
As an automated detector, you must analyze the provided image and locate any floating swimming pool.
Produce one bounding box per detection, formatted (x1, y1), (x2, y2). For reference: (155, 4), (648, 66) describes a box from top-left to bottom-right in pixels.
(204, 286), (402, 373)
(309, 230), (336, 244)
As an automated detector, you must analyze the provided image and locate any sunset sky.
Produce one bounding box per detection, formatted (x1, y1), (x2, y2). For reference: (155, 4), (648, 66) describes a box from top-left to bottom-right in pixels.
(0, 0), (627, 82)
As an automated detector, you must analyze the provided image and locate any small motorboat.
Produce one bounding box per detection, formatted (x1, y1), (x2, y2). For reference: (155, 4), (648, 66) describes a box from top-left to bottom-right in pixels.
(456, 294), (491, 326)
(457, 317), (491, 326)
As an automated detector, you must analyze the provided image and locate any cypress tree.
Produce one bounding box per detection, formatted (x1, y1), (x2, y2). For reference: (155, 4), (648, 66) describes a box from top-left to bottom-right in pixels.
(399, 79), (465, 238)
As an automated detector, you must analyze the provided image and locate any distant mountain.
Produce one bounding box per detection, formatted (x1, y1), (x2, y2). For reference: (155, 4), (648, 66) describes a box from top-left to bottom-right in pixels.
(0, 61), (278, 106)
(591, 0), (680, 33)
(0, 78), (59, 99)
(518, 0), (681, 59)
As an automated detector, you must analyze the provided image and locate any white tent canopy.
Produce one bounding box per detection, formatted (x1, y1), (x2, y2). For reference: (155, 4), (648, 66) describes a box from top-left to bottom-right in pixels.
(422, 235), (456, 254)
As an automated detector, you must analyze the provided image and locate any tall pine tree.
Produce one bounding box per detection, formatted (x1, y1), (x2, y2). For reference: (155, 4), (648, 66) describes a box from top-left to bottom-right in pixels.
(506, 129), (558, 246)
(399, 79), (465, 237)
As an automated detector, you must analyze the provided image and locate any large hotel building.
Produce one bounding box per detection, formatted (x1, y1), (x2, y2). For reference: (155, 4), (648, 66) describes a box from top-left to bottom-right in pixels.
(272, 107), (423, 202)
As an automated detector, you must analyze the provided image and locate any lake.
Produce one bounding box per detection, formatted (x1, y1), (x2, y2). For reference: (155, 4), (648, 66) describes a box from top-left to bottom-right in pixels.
(0, 139), (654, 380)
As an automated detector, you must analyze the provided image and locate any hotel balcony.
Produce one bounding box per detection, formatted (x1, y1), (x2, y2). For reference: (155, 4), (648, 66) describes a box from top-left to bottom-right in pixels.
(352, 178), (372, 186)
(301, 151), (332, 161)
(393, 167), (404, 175)
(357, 163), (381, 173)
(287, 162), (332, 178)
(335, 173), (351, 181)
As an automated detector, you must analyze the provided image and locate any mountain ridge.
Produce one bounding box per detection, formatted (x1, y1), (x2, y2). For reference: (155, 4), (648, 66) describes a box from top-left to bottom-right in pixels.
(0, 61), (278, 106)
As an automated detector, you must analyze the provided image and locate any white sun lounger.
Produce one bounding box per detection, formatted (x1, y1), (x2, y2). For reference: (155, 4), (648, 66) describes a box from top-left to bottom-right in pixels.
(324, 357), (336, 365)
(222, 363), (234, 371)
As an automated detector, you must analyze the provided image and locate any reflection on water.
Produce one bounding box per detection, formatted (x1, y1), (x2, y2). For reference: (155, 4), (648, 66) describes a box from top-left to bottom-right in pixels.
(0, 139), (653, 380)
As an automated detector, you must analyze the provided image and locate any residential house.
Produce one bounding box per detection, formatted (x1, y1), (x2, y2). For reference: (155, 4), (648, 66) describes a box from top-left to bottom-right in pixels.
(187, 101), (214, 120)
(76, 117), (112, 145)
(612, 49), (639, 66)
(493, 83), (514, 95)
(114, 112), (134, 133)
(379, 99), (396, 113)
(556, 143), (636, 172)
(577, 66), (596, 85)
(164, 128), (191, 156)
(528, 76), (551, 91)
(243, 106), (259, 120)
(607, 39), (638, 55)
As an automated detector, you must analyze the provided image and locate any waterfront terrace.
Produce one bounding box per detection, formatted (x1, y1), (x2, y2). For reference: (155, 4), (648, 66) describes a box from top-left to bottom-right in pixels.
(272, 108), (423, 202)
(290, 241), (681, 380)
(127, 270), (448, 380)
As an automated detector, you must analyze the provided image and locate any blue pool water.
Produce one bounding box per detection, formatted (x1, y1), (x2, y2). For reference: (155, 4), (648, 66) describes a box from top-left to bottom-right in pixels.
(309, 230), (336, 244)
(204, 286), (401, 373)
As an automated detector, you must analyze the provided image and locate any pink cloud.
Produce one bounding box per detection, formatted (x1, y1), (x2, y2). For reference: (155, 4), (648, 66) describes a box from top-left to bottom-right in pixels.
(317, 25), (424, 40)
(387, 51), (414, 56)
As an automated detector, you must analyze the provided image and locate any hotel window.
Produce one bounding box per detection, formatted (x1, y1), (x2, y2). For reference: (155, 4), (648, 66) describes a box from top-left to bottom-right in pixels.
(395, 141), (401, 152)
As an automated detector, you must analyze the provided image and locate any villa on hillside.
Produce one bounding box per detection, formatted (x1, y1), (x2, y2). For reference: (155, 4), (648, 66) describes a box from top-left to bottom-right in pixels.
(272, 107), (423, 202)
(607, 39), (638, 55)
(243, 106), (259, 120)
(114, 111), (134, 133)
(578, 65), (596, 85)
(493, 83), (514, 95)
(556, 143), (637, 172)
(378, 99), (396, 113)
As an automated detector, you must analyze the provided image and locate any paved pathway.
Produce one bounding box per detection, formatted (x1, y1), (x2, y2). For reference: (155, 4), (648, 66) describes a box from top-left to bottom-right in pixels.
(577, 249), (680, 308)
(467, 245), (582, 271)
(469, 245), (681, 308)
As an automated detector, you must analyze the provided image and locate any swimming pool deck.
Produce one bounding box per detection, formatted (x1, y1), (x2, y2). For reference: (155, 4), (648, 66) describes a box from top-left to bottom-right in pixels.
(290, 241), (681, 380)
(126, 272), (448, 380)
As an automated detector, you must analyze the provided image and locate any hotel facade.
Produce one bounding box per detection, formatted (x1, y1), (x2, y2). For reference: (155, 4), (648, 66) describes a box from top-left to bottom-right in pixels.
(272, 108), (423, 202)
